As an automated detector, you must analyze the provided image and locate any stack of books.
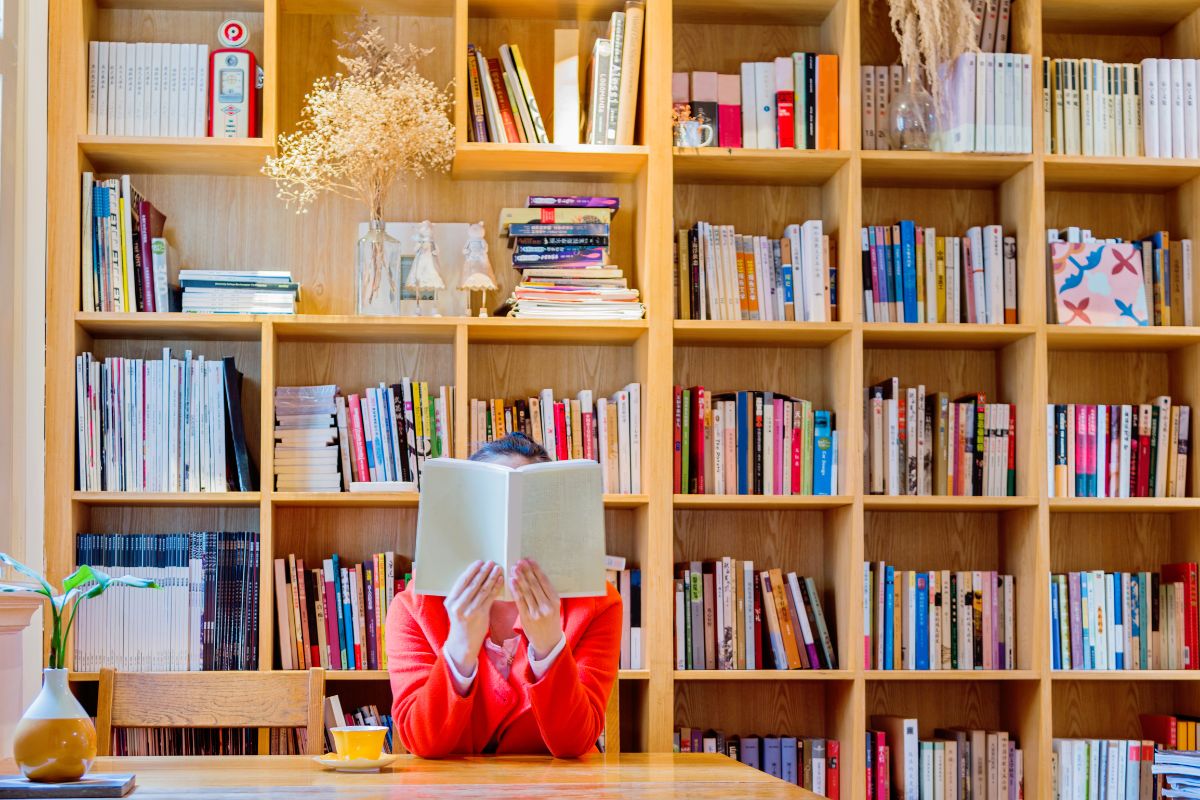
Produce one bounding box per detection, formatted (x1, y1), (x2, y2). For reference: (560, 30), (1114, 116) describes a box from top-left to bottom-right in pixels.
(869, 718), (1024, 800)
(675, 729), (840, 799)
(861, 54), (1033, 153)
(606, 555), (643, 670)
(324, 696), (396, 754)
(274, 551), (408, 672)
(1045, 399), (1190, 499)
(673, 387), (838, 496)
(674, 55), (839, 150)
(86, 41), (210, 137)
(500, 196), (644, 319)
(673, 561), (837, 671)
(181, 270), (299, 315)
(74, 351), (255, 492)
(1052, 738), (1155, 799)
(866, 381), (1016, 497)
(468, 383), (641, 494)
(81, 172), (169, 313)
(274, 385), (339, 493)
(861, 222), (1017, 325)
(1049, 565), (1197, 671)
(1044, 58), (1200, 158)
(73, 532), (260, 672)
(675, 220), (837, 322)
(336, 381), (453, 490)
(1047, 229), (1193, 327)
(864, 563), (1016, 671)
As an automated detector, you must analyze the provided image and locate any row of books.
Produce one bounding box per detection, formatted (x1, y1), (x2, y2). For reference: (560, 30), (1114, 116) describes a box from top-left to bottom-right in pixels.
(861, 223), (1017, 325)
(274, 552), (408, 672)
(324, 696), (396, 755)
(583, 3), (645, 146)
(674, 221), (837, 322)
(109, 728), (267, 757)
(868, 718), (1024, 800)
(1049, 566), (1197, 671)
(181, 270), (298, 315)
(81, 173), (168, 313)
(1051, 739), (1155, 800)
(1043, 58), (1200, 159)
(72, 532), (260, 672)
(74, 351), (255, 493)
(1047, 229), (1192, 328)
(1140, 713), (1200, 750)
(499, 197), (643, 320)
(86, 41), (210, 137)
(971, 0), (1015, 53)
(609, 561), (643, 670)
(467, 384), (642, 495)
(672, 387), (838, 496)
(864, 563), (1017, 671)
(673, 56), (839, 150)
(674, 729), (840, 799)
(1152, 748), (1200, 800)
(866, 382), (1016, 497)
(466, 43), (548, 145)
(862, 55), (1034, 153)
(672, 561), (837, 671)
(1045, 401), (1191, 499)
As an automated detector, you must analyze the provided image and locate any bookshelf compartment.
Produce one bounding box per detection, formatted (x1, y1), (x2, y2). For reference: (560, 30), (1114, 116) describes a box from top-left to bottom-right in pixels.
(1044, 186), (1197, 241)
(1051, 679), (1200, 738)
(82, 505), (260, 534)
(1042, 0), (1200, 36)
(467, 342), (641, 403)
(674, 504), (854, 671)
(672, 0), (840, 26)
(271, 507), (416, 571)
(864, 508), (1041, 672)
(1049, 510), (1200, 573)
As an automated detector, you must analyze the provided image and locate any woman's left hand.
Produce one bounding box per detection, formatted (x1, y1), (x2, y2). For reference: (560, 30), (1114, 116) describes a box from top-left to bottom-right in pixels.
(510, 558), (564, 659)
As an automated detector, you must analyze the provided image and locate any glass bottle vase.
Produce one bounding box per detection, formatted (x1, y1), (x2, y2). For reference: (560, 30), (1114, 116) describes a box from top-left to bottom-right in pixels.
(356, 219), (402, 316)
(888, 69), (937, 151)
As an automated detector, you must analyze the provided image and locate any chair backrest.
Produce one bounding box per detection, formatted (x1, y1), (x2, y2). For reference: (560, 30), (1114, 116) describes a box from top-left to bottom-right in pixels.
(95, 668), (326, 756)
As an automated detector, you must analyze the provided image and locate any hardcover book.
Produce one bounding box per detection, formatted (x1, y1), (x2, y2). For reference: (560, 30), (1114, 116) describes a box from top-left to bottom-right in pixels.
(1050, 242), (1149, 326)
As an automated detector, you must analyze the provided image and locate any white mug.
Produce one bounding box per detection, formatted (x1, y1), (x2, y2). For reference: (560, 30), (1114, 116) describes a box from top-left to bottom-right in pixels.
(674, 119), (715, 147)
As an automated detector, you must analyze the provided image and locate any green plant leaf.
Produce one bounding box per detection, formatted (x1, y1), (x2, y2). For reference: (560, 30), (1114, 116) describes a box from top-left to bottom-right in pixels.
(0, 583), (48, 595)
(80, 573), (159, 599)
(0, 553), (53, 597)
(62, 565), (99, 592)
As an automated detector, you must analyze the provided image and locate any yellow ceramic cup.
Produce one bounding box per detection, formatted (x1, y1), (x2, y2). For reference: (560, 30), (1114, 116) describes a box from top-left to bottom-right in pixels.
(329, 726), (387, 761)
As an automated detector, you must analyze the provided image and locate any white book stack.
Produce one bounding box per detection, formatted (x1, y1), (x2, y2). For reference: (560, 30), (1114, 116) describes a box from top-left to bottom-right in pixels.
(180, 270), (299, 315)
(87, 41), (211, 137)
(274, 385), (341, 493)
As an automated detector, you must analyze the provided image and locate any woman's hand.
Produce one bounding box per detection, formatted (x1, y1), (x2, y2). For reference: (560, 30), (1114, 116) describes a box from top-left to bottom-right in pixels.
(443, 560), (503, 676)
(510, 559), (564, 659)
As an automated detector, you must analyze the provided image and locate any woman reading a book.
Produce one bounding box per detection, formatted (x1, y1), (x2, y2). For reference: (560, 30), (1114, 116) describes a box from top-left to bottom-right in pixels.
(386, 433), (622, 758)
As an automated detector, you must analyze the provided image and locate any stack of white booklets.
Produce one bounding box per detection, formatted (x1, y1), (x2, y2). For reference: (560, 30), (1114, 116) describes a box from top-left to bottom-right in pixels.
(87, 41), (210, 137)
(181, 270), (299, 315)
(275, 385), (341, 493)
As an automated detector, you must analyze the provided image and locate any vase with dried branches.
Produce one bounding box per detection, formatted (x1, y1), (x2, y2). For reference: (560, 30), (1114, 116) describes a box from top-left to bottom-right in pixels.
(882, 0), (980, 149)
(263, 14), (455, 315)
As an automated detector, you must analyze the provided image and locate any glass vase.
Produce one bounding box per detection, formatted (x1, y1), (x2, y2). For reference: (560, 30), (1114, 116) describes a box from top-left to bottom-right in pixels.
(356, 219), (401, 316)
(888, 69), (937, 151)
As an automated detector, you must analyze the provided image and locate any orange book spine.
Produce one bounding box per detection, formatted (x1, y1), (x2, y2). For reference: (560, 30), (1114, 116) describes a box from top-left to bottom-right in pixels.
(816, 54), (839, 150)
(486, 58), (522, 144)
(735, 236), (750, 317)
(768, 567), (803, 669)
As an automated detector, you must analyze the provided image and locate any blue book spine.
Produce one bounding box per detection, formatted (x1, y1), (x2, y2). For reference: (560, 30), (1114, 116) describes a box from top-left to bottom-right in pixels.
(1152, 231), (1169, 316)
(900, 220), (919, 323)
(378, 387), (397, 481)
(1079, 571), (1092, 669)
(890, 227), (904, 318)
(1050, 579), (1061, 670)
(813, 410), (834, 495)
(915, 571), (929, 669)
(1130, 575), (1141, 668)
(331, 554), (349, 670)
(342, 567), (356, 670)
(1113, 572), (1124, 670)
(782, 265), (795, 307)
(742, 737), (761, 770)
(763, 737), (782, 778)
(781, 736), (798, 784)
(736, 391), (750, 494)
(884, 565), (895, 670)
(869, 226), (887, 307)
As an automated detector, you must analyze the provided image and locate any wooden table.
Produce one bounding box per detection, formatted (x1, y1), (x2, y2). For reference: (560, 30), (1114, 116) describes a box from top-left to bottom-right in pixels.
(0, 754), (820, 798)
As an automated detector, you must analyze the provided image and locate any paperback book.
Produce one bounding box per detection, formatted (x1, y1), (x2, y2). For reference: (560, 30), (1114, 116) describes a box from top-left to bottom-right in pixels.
(675, 729), (840, 799)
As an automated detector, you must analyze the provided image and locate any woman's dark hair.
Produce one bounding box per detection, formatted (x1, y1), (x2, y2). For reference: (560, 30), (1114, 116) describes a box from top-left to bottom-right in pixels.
(469, 432), (552, 464)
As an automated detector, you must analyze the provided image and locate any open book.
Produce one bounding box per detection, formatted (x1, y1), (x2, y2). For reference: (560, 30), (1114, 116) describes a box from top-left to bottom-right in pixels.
(411, 457), (607, 599)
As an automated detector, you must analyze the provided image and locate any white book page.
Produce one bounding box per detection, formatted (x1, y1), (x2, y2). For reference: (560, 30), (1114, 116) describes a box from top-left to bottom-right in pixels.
(511, 459), (607, 598)
(411, 458), (509, 595)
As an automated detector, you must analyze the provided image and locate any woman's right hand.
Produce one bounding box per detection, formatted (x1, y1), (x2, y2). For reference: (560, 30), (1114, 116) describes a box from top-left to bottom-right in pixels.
(442, 560), (503, 676)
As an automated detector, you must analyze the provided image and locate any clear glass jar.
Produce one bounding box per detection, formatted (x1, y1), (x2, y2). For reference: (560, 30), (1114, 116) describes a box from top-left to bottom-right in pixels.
(355, 219), (401, 316)
(888, 68), (937, 151)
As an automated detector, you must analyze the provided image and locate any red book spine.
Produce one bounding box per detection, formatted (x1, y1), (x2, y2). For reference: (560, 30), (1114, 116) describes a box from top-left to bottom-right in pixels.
(1163, 563), (1199, 669)
(673, 386), (683, 493)
(752, 578), (763, 668)
(136, 200), (156, 312)
(554, 403), (569, 461)
(776, 90), (795, 148)
(322, 572), (342, 670)
(295, 559), (313, 670)
(1138, 408), (1152, 497)
(790, 415), (803, 494)
(874, 733), (889, 800)
(1139, 713), (1178, 747)
(352, 566), (364, 670)
(1006, 404), (1016, 496)
(826, 739), (840, 800)
(717, 104), (742, 147)
(582, 410), (595, 461)
(347, 395), (370, 482)
(692, 387), (706, 494)
(486, 57), (522, 143)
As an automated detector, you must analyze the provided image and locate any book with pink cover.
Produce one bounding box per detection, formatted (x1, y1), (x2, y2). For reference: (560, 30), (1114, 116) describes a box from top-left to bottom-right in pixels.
(1050, 241), (1149, 326)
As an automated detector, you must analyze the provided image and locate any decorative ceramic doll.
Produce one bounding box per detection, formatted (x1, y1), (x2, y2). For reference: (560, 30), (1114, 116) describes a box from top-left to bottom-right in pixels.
(458, 221), (497, 317)
(405, 219), (445, 315)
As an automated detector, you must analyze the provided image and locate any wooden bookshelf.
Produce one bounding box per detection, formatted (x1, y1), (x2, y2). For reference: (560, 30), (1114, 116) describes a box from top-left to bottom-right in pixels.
(40, 0), (1200, 792)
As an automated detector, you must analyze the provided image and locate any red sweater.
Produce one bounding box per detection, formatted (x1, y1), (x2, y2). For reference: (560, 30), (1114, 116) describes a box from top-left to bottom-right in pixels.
(386, 582), (621, 758)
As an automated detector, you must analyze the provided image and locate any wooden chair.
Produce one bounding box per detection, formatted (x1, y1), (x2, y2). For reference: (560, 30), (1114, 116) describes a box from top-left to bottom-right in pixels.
(96, 668), (326, 756)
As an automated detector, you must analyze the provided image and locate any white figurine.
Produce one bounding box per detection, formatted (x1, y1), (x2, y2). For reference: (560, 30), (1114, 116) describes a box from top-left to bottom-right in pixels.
(458, 221), (497, 317)
(405, 220), (445, 315)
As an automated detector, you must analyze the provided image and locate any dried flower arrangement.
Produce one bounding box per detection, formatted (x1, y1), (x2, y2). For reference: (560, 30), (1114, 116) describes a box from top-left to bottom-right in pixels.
(882, 0), (980, 103)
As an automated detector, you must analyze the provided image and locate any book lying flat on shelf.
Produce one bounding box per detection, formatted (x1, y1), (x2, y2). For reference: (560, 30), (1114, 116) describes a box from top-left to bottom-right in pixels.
(181, 270), (298, 315)
(411, 458), (607, 599)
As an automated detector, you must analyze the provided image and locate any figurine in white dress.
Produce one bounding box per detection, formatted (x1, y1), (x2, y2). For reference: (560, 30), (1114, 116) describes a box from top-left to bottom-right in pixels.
(458, 221), (497, 317)
(406, 220), (445, 315)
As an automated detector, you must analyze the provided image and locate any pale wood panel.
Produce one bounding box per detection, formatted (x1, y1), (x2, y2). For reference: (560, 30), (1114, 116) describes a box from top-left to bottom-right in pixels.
(857, 0), (898, 67)
(275, 342), (457, 394)
(674, 344), (837, 407)
(1041, 32), (1165, 61)
(1043, 0), (1199, 35)
(672, 185), (827, 237)
(671, 22), (823, 76)
(92, 9), (265, 52)
(468, 342), (637, 399)
(674, 679), (855, 742)
(862, 347), (1001, 399)
(1051, 679), (1188, 738)
(867, 679), (1028, 737)
(1044, 189), (1171, 237)
(1049, 512), (1174, 573)
(861, 186), (1000, 232)
(85, 506), (260, 533)
(273, 507), (418, 567)
(1046, 350), (1172, 404)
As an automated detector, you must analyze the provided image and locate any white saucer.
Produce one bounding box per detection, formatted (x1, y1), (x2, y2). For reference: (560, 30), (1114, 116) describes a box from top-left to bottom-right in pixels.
(313, 753), (398, 773)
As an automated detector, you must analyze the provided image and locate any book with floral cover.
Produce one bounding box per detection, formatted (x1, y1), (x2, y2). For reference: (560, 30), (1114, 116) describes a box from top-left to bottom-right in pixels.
(1050, 241), (1150, 326)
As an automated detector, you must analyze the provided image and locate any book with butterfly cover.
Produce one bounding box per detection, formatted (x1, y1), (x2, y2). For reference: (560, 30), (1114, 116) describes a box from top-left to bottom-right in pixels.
(1050, 241), (1150, 326)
